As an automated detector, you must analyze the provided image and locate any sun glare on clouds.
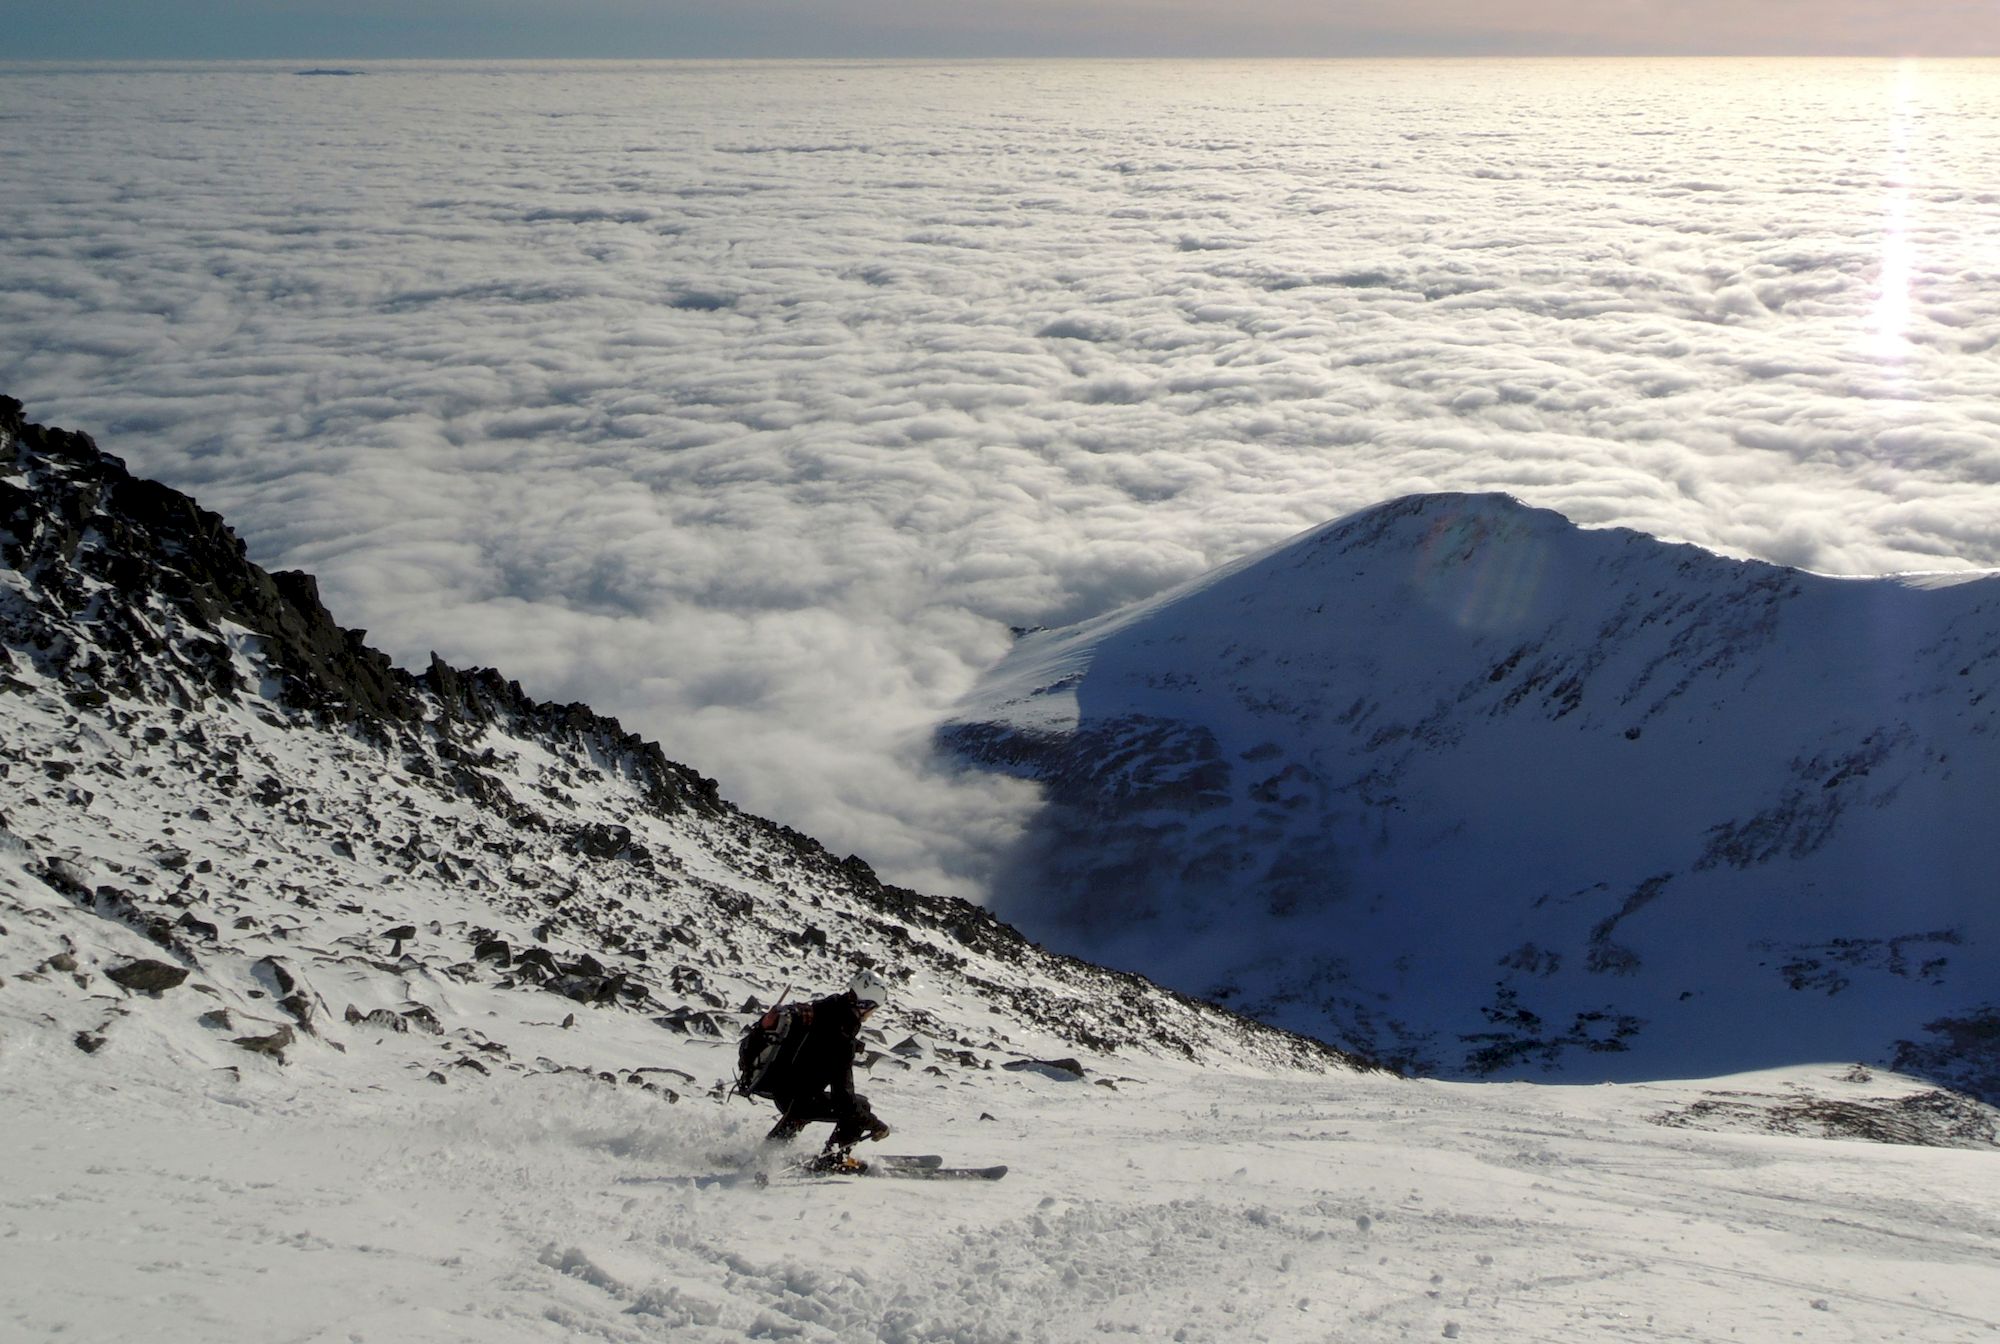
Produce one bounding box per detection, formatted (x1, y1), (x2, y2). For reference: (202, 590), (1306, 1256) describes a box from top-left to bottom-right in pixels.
(1867, 61), (1919, 365)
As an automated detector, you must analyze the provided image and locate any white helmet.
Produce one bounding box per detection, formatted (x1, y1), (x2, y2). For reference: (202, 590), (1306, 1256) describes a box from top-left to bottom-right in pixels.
(847, 969), (890, 1011)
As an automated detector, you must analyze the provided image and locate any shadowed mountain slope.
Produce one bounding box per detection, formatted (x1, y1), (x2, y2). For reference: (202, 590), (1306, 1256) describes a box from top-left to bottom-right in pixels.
(945, 492), (2000, 1096)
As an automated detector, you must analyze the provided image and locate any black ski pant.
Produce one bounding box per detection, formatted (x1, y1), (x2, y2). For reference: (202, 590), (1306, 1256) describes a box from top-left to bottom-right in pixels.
(766, 1089), (881, 1150)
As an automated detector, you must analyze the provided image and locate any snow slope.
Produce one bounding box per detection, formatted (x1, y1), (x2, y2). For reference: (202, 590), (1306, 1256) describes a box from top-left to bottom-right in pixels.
(9, 1026), (2000, 1343)
(0, 395), (1337, 1079)
(946, 493), (2000, 1092)
(5, 402), (1999, 1342)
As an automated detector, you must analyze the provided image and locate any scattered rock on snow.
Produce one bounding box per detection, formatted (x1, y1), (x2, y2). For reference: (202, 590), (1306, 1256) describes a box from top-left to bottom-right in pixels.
(654, 1007), (722, 1036)
(231, 1024), (295, 1060)
(547, 971), (625, 1004)
(1657, 1086), (2000, 1149)
(512, 947), (559, 980)
(344, 1004), (409, 1033)
(40, 857), (93, 899)
(174, 912), (220, 942)
(105, 959), (190, 993)
(631, 1065), (696, 1085)
(568, 823), (633, 860)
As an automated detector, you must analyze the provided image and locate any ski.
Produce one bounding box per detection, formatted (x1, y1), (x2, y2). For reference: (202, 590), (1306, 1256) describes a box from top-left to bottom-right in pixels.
(788, 1155), (1006, 1181)
(729, 1150), (935, 1175)
(789, 1153), (940, 1175)
(861, 1162), (1007, 1181)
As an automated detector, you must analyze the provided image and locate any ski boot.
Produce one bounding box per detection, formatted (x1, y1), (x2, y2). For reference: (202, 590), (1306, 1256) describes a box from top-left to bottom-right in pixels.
(802, 1146), (868, 1176)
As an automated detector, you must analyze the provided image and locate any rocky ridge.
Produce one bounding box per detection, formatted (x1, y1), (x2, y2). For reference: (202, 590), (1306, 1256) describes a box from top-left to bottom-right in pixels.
(0, 397), (1360, 1115)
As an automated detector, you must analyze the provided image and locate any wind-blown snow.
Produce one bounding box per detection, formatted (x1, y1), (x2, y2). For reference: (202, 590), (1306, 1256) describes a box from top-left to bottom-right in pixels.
(3, 58), (1998, 894)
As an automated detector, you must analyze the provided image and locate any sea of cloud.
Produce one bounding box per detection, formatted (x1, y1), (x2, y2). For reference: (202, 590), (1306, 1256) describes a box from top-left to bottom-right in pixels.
(2, 58), (1996, 899)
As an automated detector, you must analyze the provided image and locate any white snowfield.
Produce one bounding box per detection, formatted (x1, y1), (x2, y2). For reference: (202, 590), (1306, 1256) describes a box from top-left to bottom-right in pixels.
(3, 416), (1998, 1342)
(7, 985), (2000, 1342)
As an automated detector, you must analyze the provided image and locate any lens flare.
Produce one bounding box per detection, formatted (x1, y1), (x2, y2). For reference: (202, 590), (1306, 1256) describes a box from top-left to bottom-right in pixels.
(1411, 509), (1551, 633)
(1866, 62), (1918, 363)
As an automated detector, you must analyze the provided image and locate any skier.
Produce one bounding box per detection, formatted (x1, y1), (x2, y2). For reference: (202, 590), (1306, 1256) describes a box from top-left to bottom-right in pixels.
(760, 970), (893, 1171)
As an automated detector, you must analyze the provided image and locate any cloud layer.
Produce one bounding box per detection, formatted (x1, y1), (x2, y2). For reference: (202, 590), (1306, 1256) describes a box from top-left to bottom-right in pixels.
(3, 58), (1997, 897)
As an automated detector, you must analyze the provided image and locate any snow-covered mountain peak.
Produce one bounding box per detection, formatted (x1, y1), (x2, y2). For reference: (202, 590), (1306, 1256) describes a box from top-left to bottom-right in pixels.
(979, 489), (1779, 733)
(947, 491), (2000, 1096)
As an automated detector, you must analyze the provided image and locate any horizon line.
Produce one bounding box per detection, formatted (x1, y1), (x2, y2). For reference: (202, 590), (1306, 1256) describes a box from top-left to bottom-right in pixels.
(3, 52), (1989, 65)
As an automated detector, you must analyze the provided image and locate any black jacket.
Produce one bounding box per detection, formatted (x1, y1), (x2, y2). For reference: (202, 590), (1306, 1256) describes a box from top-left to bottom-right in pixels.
(773, 992), (866, 1105)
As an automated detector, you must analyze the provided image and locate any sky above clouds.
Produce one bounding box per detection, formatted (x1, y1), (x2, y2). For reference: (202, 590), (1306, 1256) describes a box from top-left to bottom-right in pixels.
(5, 0), (1998, 58)
(2, 58), (1998, 899)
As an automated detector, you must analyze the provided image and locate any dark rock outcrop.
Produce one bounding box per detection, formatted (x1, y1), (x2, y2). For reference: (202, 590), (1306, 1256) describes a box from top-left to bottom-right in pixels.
(0, 394), (723, 820)
(105, 959), (191, 993)
(232, 1025), (296, 1060)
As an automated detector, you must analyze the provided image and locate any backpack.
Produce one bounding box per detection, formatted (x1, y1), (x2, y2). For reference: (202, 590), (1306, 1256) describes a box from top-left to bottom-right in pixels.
(736, 1001), (812, 1099)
